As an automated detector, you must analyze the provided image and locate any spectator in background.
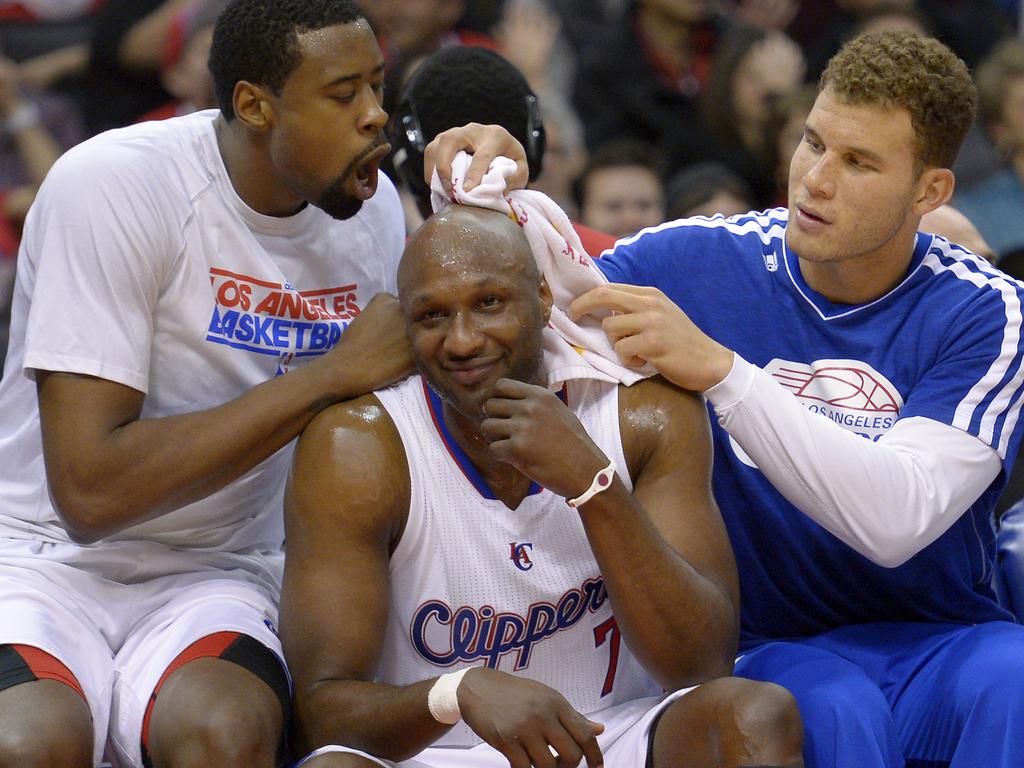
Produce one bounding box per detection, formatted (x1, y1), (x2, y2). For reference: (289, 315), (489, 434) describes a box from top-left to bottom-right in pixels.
(664, 161), (754, 220)
(0, 1), (96, 99)
(767, 83), (817, 205)
(82, 0), (182, 132)
(725, 0), (799, 31)
(916, 0), (1014, 70)
(852, 1), (932, 35)
(955, 39), (1024, 265)
(360, 0), (496, 65)
(575, 139), (665, 241)
(491, 0), (587, 219)
(547, 0), (627, 62)
(0, 49), (70, 366)
(572, 0), (728, 174)
(136, 0), (226, 121)
(800, 0), (916, 82)
(494, 0), (575, 105)
(681, 23), (804, 207)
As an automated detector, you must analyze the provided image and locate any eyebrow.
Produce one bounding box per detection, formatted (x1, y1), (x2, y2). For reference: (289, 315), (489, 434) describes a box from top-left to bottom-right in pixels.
(323, 61), (386, 88)
(804, 125), (885, 165)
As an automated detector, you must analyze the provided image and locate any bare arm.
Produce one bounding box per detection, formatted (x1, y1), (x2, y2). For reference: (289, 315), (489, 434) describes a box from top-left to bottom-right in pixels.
(282, 395), (446, 758)
(17, 45), (90, 91)
(37, 293), (413, 543)
(481, 377), (739, 690)
(118, 0), (199, 72)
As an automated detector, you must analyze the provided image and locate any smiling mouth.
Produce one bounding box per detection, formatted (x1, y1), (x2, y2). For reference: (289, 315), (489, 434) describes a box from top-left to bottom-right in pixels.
(446, 361), (498, 387)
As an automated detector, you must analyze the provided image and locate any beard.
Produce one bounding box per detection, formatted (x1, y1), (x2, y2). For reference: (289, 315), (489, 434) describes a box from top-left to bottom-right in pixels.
(315, 174), (363, 221)
(315, 135), (388, 221)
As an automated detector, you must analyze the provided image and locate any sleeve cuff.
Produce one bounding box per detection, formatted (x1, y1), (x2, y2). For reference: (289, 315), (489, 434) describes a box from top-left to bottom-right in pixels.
(704, 353), (757, 409)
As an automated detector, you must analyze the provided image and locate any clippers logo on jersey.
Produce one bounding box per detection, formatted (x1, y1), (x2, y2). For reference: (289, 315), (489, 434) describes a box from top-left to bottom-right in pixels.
(510, 542), (534, 571)
(205, 268), (361, 358)
(730, 358), (904, 467)
(411, 577), (608, 670)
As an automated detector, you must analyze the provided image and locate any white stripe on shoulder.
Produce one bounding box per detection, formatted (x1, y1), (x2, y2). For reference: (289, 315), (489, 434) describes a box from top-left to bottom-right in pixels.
(610, 208), (788, 249)
(925, 241), (1024, 457)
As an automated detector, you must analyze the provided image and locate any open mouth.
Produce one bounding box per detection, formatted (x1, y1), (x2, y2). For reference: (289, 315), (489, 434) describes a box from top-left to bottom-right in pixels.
(353, 142), (391, 200)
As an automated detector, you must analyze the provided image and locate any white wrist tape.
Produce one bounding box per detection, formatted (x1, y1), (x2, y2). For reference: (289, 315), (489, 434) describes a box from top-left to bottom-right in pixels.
(427, 667), (471, 725)
(567, 459), (616, 508)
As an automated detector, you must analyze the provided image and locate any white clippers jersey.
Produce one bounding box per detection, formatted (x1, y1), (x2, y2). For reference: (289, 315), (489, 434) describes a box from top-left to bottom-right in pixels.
(374, 375), (662, 747)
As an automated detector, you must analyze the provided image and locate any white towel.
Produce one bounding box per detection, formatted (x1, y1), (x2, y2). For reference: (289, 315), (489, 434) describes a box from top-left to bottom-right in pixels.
(429, 152), (654, 388)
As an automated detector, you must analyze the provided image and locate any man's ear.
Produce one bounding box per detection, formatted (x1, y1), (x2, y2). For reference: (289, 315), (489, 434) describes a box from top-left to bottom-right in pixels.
(233, 81), (273, 131)
(539, 277), (553, 323)
(913, 167), (955, 216)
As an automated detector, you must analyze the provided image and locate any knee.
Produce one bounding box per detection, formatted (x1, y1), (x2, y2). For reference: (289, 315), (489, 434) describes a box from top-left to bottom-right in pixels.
(0, 727), (91, 768)
(0, 681), (93, 768)
(705, 677), (804, 767)
(955, 650), (1024, 717)
(151, 696), (281, 767)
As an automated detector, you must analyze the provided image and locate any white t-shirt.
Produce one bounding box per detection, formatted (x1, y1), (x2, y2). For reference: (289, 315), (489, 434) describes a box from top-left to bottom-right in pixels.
(374, 375), (661, 748)
(0, 110), (404, 566)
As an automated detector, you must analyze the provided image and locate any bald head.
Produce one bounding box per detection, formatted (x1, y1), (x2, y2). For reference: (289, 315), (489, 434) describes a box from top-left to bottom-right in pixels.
(397, 206), (553, 418)
(398, 206), (540, 309)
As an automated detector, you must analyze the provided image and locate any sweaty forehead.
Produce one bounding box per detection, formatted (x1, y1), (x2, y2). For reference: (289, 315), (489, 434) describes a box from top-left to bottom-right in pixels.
(290, 20), (381, 84)
(399, 208), (535, 296)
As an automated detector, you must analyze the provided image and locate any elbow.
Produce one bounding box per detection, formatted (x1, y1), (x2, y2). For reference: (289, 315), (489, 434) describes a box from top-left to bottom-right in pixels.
(48, 480), (120, 544)
(656, 624), (738, 691)
(658, 652), (735, 693)
(862, 541), (918, 569)
(54, 505), (112, 544)
(848, 520), (928, 568)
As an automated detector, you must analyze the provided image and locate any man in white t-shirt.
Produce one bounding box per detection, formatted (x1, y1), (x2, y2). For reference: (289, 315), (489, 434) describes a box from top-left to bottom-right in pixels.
(0, 0), (525, 765)
(282, 205), (804, 768)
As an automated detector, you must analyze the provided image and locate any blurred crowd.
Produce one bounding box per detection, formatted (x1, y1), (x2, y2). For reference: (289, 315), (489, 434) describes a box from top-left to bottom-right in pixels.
(1, 0), (1023, 366)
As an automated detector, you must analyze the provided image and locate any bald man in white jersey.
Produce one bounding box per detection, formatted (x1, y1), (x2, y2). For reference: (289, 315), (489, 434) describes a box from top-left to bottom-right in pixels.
(282, 205), (804, 768)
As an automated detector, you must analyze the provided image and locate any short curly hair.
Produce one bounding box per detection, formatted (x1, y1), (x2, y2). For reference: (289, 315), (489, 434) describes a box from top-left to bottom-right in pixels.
(208, 0), (365, 120)
(975, 39), (1024, 131)
(820, 30), (976, 172)
(402, 46), (535, 154)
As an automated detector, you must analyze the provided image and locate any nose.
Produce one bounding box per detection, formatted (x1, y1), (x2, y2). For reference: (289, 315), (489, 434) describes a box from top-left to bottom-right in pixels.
(359, 87), (388, 134)
(802, 153), (835, 199)
(443, 312), (484, 357)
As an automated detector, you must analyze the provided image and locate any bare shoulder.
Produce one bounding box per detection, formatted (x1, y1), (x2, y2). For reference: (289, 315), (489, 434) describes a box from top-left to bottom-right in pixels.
(289, 392), (410, 545)
(617, 376), (711, 479)
(297, 392), (408, 466)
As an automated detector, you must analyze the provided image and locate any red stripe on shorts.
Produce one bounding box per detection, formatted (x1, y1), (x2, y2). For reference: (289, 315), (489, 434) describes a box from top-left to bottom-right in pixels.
(11, 644), (86, 701)
(140, 631), (241, 752)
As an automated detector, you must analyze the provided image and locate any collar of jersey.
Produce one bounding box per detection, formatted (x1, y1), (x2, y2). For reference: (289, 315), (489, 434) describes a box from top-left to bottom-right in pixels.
(782, 232), (930, 320)
(422, 378), (567, 501)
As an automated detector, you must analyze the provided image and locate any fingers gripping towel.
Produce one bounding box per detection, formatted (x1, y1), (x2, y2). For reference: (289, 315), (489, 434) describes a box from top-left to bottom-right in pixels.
(429, 152), (655, 387)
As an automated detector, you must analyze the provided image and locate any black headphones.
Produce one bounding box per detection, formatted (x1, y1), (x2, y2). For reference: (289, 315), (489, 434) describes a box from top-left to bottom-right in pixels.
(390, 91), (547, 209)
